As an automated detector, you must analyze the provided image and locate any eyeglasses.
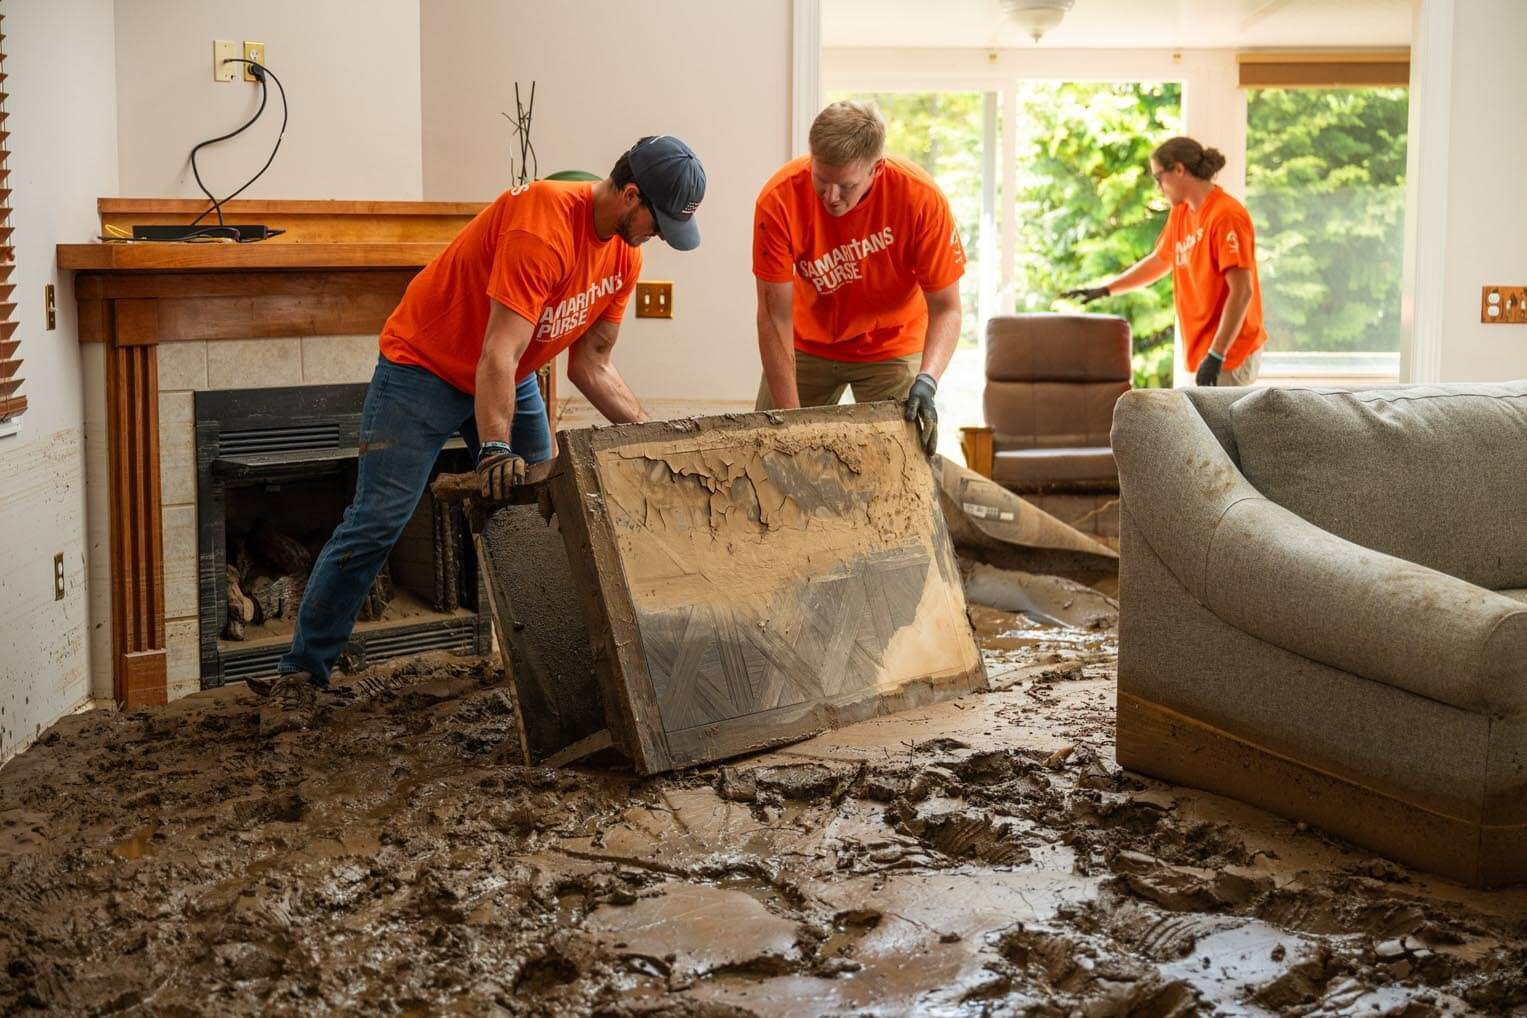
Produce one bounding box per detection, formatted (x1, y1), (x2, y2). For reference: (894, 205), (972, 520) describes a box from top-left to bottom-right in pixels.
(638, 192), (664, 240)
(1151, 168), (1167, 185)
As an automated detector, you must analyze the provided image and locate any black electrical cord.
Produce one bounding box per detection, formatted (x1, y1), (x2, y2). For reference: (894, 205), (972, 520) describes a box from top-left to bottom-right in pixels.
(188, 58), (289, 228)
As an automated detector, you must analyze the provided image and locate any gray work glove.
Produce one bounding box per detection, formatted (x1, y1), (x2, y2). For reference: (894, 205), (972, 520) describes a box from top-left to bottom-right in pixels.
(476, 441), (526, 501)
(904, 373), (938, 456)
(1195, 351), (1224, 387)
(1060, 285), (1110, 304)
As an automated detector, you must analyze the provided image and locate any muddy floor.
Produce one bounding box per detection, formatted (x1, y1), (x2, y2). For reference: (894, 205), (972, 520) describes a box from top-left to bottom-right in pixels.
(2, 603), (1526, 1015)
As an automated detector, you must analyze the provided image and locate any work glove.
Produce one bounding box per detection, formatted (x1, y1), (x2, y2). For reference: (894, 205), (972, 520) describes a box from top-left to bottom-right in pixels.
(904, 373), (938, 456)
(1195, 351), (1224, 387)
(476, 441), (526, 501)
(1060, 285), (1110, 304)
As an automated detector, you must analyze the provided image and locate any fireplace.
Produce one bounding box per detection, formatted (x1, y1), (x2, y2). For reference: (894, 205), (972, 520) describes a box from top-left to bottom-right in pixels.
(193, 383), (491, 688)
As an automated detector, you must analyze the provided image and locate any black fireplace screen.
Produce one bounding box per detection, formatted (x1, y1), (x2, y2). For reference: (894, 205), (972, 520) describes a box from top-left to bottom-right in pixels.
(193, 384), (491, 687)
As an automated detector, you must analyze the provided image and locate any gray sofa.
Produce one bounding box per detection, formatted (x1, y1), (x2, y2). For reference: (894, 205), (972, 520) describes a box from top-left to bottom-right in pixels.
(1111, 382), (1527, 887)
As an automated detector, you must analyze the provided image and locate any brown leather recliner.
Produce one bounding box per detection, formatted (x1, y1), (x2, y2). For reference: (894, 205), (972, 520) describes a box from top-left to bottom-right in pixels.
(961, 313), (1131, 542)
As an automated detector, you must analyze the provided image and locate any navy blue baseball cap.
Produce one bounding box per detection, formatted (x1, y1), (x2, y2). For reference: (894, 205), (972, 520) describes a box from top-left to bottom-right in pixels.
(628, 136), (706, 251)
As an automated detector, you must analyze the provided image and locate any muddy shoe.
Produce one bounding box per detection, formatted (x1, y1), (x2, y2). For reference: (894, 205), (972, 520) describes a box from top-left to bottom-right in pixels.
(259, 673), (318, 737)
(245, 676), (277, 698)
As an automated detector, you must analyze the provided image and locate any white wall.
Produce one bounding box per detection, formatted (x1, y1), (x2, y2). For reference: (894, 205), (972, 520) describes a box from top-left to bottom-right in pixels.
(0, 0), (120, 763)
(1413, 0), (1527, 382)
(420, 0), (794, 407)
(113, 0), (422, 200)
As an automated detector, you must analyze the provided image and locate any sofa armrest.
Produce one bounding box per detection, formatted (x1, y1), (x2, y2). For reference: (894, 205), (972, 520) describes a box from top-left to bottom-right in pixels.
(1112, 390), (1527, 716)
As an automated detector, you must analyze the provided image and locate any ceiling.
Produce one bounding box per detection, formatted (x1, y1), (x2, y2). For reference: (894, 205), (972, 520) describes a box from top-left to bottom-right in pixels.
(822, 0), (1413, 50)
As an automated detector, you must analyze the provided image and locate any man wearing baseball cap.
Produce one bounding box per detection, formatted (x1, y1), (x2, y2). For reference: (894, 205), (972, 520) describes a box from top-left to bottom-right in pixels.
(256, 135), (706, 734)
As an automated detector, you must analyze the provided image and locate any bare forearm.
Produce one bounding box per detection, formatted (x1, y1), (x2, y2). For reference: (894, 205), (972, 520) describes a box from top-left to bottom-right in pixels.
(918, 304), (961, 381)
(758, 308), (799, 409)
(1211, 286), (1253, 357)
(474, 350), (519, 444)
(570, 364), (647, 424)
(1106, 254), (1170, 296)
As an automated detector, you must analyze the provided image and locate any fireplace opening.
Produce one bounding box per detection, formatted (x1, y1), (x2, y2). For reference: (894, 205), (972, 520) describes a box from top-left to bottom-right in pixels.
(196, 384), (491, 687)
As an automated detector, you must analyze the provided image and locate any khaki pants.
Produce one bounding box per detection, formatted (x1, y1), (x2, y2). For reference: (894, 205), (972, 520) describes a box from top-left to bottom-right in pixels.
(755, 350), (921, 410)
(1219, 347), (1263, 386)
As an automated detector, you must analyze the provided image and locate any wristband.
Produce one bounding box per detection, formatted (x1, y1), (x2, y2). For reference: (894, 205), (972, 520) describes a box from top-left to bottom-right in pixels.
(477, 440), (513, 467)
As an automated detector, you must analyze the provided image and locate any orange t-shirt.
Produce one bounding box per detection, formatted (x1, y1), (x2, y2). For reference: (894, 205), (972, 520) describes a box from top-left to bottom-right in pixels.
(1153, 186), (1267, 372)
(753, 155), (966, 363)
(380, 181), (641, 393)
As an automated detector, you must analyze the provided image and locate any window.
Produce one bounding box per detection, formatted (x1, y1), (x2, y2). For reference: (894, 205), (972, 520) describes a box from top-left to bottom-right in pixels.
(0, 21), (19, 426)
(1245, 87), (1409, 377)
(1009, 82), (1182, 388)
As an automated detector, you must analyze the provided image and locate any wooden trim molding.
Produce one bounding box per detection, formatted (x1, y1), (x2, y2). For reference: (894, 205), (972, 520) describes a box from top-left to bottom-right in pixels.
(97, 198), (486, 247)
(57, 242), (449, 272)
(1238, 50), (1410, 89)
(105, 337), (166, 707)
(74, 269), (417, 343)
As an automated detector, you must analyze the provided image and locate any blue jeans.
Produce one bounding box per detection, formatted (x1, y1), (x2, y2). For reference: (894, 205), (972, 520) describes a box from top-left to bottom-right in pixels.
(279, 356), (552, 684)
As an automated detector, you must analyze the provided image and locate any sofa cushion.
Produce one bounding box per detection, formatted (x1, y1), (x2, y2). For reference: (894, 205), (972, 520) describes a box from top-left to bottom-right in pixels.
(1230, 383), (1527, 589)
(992, 446), (1117, 491)
(1501, 589), (1527, 605)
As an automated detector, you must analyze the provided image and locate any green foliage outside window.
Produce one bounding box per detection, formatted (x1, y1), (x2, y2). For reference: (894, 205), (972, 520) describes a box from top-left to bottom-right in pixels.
(1010, 82), (1182, 387)
(1246, 88), (1409, 353)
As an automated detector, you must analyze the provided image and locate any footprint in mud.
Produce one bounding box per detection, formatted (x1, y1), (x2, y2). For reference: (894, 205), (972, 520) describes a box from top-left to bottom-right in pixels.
(513, 949), (581, 994)
(891, 804), (1032, 867)
(977, 924), (1200, 1015)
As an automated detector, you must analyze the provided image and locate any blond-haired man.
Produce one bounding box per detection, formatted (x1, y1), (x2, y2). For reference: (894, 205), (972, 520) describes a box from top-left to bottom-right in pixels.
(752, 100), (965, 453)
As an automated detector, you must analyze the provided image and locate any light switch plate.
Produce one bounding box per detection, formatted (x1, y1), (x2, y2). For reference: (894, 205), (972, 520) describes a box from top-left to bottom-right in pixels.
(242, 41), (266, 82)
(1481, 285), (1527, 324)
(635, 281), (674, 319)
(213, 40), (239, 82)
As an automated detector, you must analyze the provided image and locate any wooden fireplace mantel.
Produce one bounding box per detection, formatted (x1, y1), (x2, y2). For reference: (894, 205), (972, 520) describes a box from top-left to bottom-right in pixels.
(59, 198), (491, 707)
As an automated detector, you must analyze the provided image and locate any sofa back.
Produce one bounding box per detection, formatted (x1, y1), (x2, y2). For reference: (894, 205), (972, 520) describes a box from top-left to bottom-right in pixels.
(1227, 383), (1527, 589)
(984, 313), (1130, 451)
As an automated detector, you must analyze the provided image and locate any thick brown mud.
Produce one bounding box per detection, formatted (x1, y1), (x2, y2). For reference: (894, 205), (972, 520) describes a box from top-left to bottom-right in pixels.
(2, 609), (1526, 1015)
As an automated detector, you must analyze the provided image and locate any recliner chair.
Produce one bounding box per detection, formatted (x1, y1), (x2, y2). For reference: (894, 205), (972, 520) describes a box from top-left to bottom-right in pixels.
(961, 313), (1131, 544)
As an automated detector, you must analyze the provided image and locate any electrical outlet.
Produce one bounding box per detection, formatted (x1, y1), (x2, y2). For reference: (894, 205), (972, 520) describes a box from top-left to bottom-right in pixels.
(242, 41), (266, 81)
(213, 39), (239, 82)
(44, 284), (55, 330)
(635, 281), (674, 319)
(1481, 285), (1527, 324)
(53, 553), (64, 601)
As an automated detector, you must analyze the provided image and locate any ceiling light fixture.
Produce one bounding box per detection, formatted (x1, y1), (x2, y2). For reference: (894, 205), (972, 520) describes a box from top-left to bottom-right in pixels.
(1001, 0), (1076, 44)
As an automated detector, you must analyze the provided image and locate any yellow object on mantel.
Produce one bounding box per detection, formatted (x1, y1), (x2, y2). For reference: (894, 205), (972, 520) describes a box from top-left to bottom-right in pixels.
(59, 197), (492, 272)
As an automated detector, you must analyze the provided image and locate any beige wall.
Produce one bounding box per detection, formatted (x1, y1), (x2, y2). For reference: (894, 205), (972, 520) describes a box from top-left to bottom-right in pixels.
(420, 0), (793, 406)
(0, 0), (120, 762)
(1435, 0), (1527, 381)
(113, 0), (422, 199)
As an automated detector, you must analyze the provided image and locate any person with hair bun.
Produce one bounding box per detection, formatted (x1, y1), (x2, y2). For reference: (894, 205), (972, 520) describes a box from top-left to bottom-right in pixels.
(1062, 136), (1267, 386)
